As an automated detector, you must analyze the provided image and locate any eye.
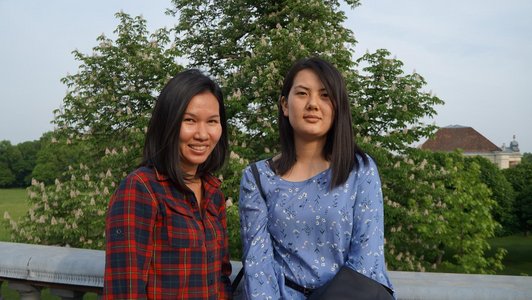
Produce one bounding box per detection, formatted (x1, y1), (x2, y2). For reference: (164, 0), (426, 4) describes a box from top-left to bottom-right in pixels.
(183, 118), (195, 123)
(208, 119), (220, 124)
(296, 91), (307, 96)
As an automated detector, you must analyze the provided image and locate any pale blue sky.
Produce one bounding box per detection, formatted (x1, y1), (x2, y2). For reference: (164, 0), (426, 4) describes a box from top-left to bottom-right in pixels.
(1, 1), (531, 152)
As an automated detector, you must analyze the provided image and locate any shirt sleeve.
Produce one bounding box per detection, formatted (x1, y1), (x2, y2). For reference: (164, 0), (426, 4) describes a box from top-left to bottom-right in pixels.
(104, 173), (157, 299)
(346, 157), (394, 292)
(238, 165), (283, 299)
(217, 192), (233, 299)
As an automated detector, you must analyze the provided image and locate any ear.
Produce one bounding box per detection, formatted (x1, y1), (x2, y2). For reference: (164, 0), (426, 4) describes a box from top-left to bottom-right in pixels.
(280, 96), (289, 117)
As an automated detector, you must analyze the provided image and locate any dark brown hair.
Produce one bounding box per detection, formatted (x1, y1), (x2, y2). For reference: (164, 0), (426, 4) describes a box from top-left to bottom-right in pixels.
(142, 69), (228, 191)
(274, 57), (367, 188)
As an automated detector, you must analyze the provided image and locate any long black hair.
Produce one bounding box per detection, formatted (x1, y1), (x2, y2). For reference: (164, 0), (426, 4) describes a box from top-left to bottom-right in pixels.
(273, 57), (367, 189)
(142, 69), (228, 191)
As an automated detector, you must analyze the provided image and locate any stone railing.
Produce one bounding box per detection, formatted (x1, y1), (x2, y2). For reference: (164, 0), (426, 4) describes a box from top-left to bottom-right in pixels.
(1, 241), (531, 299)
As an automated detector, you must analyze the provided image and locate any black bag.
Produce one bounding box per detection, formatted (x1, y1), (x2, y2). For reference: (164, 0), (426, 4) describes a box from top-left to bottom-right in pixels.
(307, 266), (394, 300)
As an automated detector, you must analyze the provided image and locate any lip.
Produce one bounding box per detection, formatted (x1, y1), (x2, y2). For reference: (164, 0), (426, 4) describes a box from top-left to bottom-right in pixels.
(188, 144), (209, 153)
(303, 115), (321, 121)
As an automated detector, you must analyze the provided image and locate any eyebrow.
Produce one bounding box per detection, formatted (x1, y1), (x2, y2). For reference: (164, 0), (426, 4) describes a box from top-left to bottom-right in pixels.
(183, 112), (220, 119)
(293, 85), (327, 91)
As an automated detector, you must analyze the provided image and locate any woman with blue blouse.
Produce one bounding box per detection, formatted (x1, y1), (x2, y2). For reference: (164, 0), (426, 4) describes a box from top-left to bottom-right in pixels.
(238, 57), (394, 299)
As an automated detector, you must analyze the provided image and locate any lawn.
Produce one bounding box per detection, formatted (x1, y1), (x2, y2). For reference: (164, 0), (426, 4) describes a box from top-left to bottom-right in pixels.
(488, 235), (532, 276)
(0, 188), (28, 241)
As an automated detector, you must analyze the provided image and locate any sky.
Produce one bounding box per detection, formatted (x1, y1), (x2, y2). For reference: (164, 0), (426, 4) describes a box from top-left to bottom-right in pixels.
(1, 1), (531, 153)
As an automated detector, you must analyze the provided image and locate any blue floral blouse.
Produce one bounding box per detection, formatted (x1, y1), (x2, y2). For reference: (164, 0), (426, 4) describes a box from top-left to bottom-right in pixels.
(238, 155), (394, 299)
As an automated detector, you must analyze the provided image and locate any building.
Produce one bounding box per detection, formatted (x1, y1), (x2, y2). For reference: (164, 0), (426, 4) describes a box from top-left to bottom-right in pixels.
(420, 125), (521, 169)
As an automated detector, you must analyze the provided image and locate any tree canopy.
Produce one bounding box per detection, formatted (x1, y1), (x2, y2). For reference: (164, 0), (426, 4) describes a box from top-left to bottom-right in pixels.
(5, 12), (182, 248)
(503, 160), (532, 235)
(4, 2), (507, 273)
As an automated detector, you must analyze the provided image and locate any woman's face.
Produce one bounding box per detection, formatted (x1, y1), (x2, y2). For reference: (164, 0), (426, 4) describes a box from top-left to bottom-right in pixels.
(282, 69), (334, 141)
(179, 92), (222, 175)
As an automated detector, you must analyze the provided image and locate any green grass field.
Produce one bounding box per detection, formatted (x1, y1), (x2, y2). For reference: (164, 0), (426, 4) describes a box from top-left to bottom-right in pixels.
(488, 235), (532, 276)
(0, 188), (28, 241)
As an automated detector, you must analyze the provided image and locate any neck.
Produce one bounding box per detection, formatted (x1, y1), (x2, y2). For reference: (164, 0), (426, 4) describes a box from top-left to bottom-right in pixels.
(281, 137), (329, 181)
(294, 136), (327, 164)
(185, 177), (203, 206)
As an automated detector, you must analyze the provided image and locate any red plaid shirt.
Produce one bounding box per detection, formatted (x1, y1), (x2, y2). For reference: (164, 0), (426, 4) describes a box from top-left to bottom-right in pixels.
(103, 166), (232, 299)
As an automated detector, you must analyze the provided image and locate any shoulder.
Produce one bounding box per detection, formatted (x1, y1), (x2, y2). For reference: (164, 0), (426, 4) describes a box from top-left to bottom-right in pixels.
(203, 172), (222, 188)
(126, 166), (155, 181)
(355, 153), (378, 169)
(351, 154), (380, 179)
(243, 158), (273, 175)
(240, 158), (276, 194)
(108, 168), (159, 217)
(117, 166), (157, 191)
(110, 167), (158, 206)
(133, 166), (156, 178)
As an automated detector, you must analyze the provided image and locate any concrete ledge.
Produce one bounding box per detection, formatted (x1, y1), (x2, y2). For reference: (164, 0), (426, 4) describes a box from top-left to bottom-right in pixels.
(1, 241), (531, 299)
(390, 270), (531, 299)
(0, 241), (104, 289)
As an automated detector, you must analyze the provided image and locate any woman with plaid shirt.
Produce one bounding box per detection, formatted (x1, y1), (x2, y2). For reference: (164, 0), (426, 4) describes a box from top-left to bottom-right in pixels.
(103, 70), (232, 299)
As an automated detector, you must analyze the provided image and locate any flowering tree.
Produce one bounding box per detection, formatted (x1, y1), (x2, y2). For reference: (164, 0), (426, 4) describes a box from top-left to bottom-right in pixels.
(31, 132), (87, 185)
(170, 0), (364, 262)
(170, 0), (360, 160)
(4, 12), (182, 249)
(4, 2), (505, 273)
(352, 49), (442, 152)
(366, 145), (505, 273)
(170, 0), (503, 273)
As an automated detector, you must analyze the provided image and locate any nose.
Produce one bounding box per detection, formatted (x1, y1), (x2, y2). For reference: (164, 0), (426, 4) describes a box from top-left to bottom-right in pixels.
(306, 94), (319, 111)
(194, 122), (208, 140)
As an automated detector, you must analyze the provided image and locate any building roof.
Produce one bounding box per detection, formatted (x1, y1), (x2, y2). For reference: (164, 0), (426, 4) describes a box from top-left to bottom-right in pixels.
(421, 125), (502, 153)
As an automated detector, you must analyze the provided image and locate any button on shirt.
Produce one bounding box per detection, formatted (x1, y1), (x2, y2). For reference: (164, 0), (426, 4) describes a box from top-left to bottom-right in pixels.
(104, 166), (232, 299)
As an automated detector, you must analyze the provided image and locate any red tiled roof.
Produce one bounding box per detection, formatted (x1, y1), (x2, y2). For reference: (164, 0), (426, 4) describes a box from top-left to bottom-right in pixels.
(421, 126), (502, 153)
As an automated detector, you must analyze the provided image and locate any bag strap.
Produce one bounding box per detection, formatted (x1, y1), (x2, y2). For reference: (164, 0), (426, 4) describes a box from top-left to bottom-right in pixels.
(232, 266), (244, 292)
(250, 162), (267, 199)
(232, 161), (267, 292)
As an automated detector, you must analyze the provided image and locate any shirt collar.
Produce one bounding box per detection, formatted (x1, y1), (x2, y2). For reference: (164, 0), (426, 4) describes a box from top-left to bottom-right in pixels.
(154, 167), (168, 181)
(154, 167), (221, 189)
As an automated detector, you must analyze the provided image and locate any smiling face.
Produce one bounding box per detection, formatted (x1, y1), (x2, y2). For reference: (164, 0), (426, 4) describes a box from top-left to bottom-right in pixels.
(281, 69), (334, 142)
(179, 92), (222, 175)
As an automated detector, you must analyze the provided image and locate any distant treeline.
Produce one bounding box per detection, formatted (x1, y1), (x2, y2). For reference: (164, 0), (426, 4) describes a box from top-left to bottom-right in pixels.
(0, 139), (41, 187)
(0, 131), (84, 188)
